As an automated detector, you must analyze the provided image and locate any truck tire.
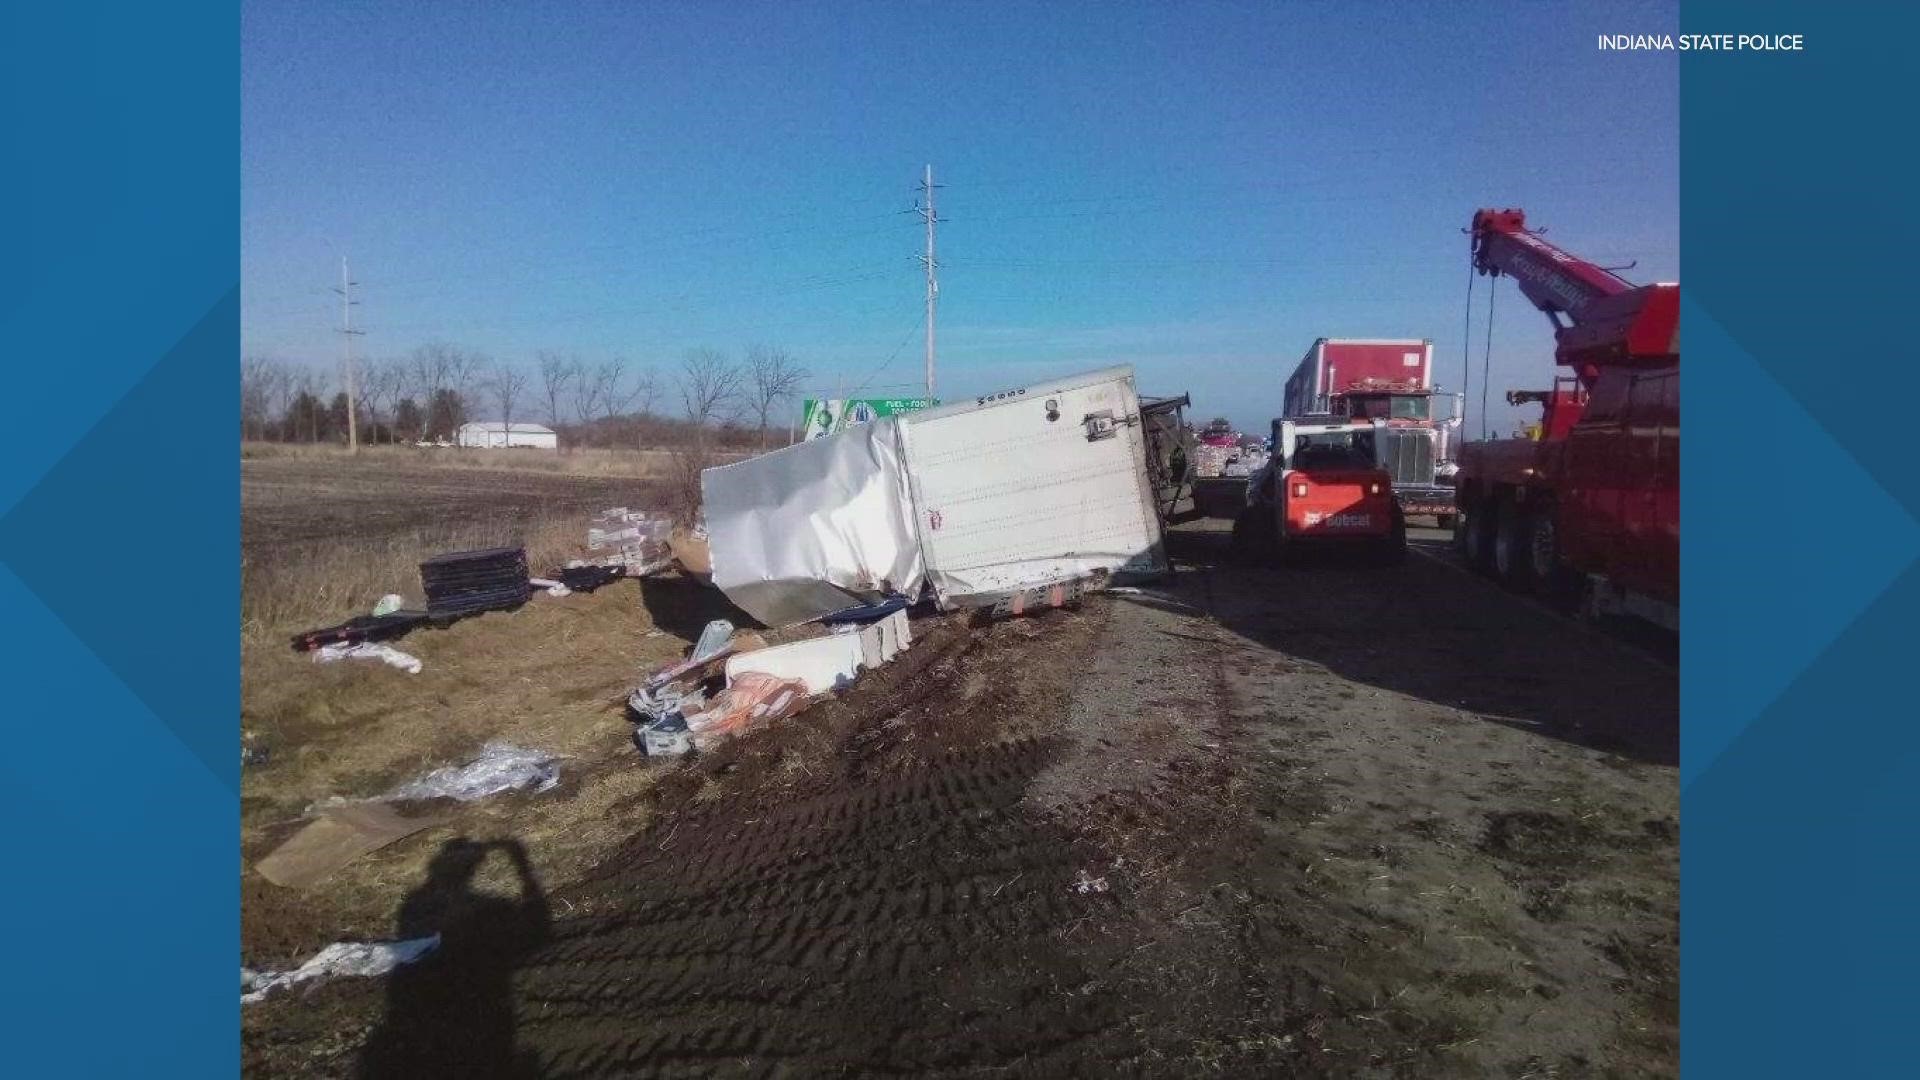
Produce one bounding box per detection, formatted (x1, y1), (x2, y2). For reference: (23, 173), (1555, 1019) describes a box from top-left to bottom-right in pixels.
(1459, 503), (1495, 574)
(1376, 504), (1409, 566)
(1493, 498), (1533, 592)
(1528, 501), (1580, 610)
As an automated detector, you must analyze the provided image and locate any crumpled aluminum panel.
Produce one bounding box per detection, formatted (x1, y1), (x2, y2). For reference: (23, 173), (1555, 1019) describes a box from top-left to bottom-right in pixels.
(702, 419), (924, 627)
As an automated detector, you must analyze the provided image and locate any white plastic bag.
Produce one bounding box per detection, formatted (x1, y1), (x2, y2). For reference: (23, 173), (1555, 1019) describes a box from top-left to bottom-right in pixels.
(242, 935), (440, 1004)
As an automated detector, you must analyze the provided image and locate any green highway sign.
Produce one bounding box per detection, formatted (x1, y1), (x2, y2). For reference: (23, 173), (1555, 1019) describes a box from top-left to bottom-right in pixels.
(800, 397), (937, 440)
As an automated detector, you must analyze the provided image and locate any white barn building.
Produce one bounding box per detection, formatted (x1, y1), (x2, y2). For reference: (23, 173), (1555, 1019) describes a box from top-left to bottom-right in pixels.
(455, 421), (559, 450)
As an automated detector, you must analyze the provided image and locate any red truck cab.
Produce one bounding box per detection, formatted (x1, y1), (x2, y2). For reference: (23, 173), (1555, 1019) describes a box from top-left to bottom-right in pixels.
(1233, 419), (1406, 564)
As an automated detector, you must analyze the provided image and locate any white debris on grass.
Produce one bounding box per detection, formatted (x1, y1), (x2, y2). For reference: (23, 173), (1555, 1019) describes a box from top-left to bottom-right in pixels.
(384, 742), (561, 802)
(1071, 869), (1110, 895)
(313, 642), (424, 674)
(529, 577), (572, 597)
(242, 935), (441, 1004)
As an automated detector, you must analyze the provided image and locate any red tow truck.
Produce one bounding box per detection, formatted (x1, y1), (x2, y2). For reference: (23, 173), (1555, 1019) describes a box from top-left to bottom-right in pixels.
(1233, 419), (1407, 565)
(1452, 208), (1679, 629)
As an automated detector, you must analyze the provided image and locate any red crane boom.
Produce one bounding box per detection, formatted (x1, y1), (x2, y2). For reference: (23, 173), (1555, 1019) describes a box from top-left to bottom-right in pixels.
(1470, 208), (1679, 377)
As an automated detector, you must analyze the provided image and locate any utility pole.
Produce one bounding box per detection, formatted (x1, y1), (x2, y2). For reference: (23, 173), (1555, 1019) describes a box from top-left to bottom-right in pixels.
(333, 256), (364, 452)
(914, 165), (942, 399)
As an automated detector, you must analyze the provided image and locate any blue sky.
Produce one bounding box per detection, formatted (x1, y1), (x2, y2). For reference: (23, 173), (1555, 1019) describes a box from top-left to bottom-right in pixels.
(242, 0), (1678, 433)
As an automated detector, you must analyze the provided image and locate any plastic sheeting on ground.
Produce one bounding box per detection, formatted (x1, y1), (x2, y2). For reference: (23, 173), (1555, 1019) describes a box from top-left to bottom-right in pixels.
(313, 642), (424, 674)
(703, 419), (923, 627)
(242, 935), (441, 1004)
(383, 742), (560, 802)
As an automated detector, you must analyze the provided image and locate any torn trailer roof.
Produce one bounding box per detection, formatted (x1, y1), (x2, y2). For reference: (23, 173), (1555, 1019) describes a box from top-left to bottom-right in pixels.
(704, 365), (1169, 627)
(702, 417), (925, 628)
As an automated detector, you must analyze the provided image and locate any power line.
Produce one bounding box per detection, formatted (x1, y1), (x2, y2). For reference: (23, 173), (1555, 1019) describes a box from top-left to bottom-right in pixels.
(851, 310), (928, 396)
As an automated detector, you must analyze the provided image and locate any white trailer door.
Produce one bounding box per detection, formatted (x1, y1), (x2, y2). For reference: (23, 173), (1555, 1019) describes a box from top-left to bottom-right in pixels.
(898, 368), (1167, 607)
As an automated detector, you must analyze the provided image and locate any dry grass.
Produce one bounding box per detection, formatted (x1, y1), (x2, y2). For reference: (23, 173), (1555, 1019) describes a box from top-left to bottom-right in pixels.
(241, 441), (747, 479)
(240, 576), (712, 959)
(241, 514), (584, 645)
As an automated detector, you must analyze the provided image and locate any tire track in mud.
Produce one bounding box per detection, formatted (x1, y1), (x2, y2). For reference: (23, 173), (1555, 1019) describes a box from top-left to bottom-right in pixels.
(513, 739), (1136, 1077)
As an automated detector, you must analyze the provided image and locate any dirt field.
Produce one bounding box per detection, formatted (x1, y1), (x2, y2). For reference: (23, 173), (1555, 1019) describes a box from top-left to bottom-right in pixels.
(241, 522), (1676, 1078)
(242, 455), (668, 554)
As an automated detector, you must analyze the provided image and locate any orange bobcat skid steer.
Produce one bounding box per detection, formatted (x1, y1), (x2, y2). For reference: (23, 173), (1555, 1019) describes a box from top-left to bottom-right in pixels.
(1232, 419), (1406, 565)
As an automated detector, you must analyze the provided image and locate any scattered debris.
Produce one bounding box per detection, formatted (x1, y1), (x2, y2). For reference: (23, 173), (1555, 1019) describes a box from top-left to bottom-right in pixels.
(242, 935), (441, 1004)
(242, 729), (271, 768)
(684, 671), (811, 746)
(1071, 869), (1111, 895)
(372, 594), (405, 617)
(689, 618), (736, 663)
(636, 620), (763, 697)
(313, 641), (424, 674)
(255, 802), (452, 889)
(290, 610), (430, 652)
(419, 546), (531, 619)
(724, 632), (863, 695)
(670, 521), (713, 581)
(821, 595), (912, 626)
(635, 714), (694, 757)
(556, 564), (626, 593)
(589, 508), (674, 575)
(721, 611), (911, 696)
(529, 576), (572, 597)
(628, 613), (913, 757)
(383, 742), (561, 802)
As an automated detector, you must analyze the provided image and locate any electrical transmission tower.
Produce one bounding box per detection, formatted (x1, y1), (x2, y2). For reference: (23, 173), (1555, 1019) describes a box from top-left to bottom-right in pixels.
(332, 257), (365, 451)
(913, 165), (943, 398)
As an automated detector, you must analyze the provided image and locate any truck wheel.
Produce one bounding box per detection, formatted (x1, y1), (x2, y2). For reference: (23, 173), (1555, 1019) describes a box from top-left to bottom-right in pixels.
(1528, 503), (1579, 610)
(1459, 504), (1495, 573)
(1493, 498), (1534, 592)
(1377, 505), (1409, 566)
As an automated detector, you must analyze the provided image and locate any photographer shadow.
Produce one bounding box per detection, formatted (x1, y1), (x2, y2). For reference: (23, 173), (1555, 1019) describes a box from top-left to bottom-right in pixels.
(358, 837), (551, 1079)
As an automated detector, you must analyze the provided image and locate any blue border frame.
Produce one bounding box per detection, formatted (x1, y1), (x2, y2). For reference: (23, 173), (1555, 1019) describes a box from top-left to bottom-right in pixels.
(3, 2), (1916, 1073)
(1683, 2), (1920, 1075)
(0, 3), (236, 1073)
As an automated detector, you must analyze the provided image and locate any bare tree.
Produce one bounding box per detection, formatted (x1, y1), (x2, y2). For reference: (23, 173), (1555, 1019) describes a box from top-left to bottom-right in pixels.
(679, 348), (743, 446)
(573, 361), (605, 426)
(665, 348), (744, 523)
(538, 350), (577, 435)
(288, 369), (320, 442)
(408, 343), (457, 401)
(240, 355), (284, 442)
(487, 360), (531, 448)
(449, 348), (485, 408)
(596, 358), (643, 421)
(743, 345), (809, 449)
(358, 359), (401, 444)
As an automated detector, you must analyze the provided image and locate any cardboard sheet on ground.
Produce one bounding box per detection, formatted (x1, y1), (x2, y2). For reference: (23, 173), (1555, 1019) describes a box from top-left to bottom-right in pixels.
(255, 803), (450, 889)
(703, 419), (924, 626)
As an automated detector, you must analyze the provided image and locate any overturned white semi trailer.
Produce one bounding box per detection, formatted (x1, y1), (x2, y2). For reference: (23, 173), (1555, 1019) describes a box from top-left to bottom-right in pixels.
(704, 366), (1171, 627)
